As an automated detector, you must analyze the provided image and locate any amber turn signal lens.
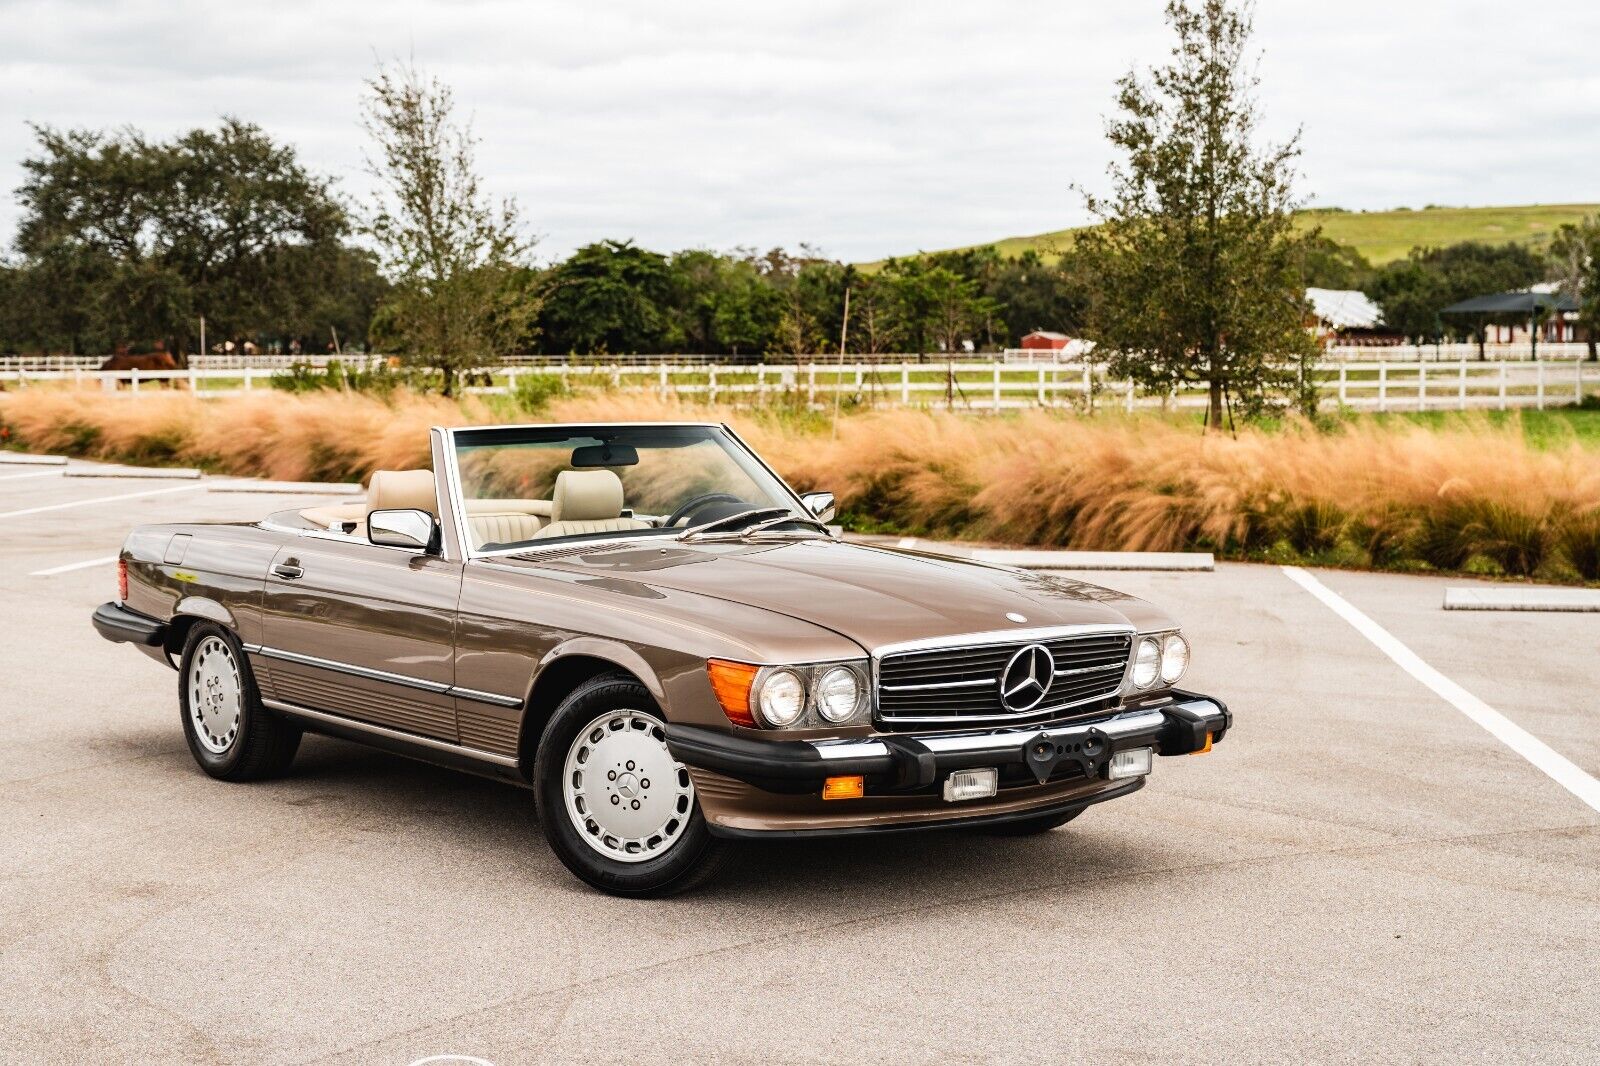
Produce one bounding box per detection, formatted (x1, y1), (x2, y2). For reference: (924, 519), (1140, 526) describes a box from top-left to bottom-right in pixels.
(1193, 731), (1213, 755)
(822, 775), (864, 800)
(707, 659), (760, 727)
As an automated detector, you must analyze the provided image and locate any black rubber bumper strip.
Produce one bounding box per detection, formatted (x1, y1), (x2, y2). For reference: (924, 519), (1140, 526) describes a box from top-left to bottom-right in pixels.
(665, 692), (1230, 795)
(91, 601), (167, 647)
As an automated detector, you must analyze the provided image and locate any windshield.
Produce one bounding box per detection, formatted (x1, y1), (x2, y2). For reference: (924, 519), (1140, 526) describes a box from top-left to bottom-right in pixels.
(450, 424), (812, 552)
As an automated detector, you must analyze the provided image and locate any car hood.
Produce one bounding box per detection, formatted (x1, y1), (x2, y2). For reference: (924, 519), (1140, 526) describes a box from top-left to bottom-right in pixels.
(520, 538), (1176, 653)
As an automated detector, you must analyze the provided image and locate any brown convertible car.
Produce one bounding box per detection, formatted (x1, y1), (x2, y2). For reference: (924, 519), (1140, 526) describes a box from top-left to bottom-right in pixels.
(94, 422), (1229, 895)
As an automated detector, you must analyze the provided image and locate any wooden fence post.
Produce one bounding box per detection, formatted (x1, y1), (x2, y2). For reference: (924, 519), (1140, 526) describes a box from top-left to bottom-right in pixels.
(900, 363), (909, 404)
(1377, 362), (1386, 412)
(1499, 362), (1508, 410)
(1458, 359), (1466, 410)
(991, 363), (1001, 409)
(1536, 360), (1545, 410)
(1338, 364), (1347, 406)
(1417, 361), (1426, 411)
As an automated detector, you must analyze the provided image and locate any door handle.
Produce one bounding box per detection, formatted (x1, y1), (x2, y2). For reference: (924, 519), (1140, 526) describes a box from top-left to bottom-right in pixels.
(272, 560), (304, 580)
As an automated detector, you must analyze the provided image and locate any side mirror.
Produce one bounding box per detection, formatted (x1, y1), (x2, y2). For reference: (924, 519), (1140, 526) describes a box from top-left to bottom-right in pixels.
(800, 491), (836, 524)
(368, 508), (438, 552)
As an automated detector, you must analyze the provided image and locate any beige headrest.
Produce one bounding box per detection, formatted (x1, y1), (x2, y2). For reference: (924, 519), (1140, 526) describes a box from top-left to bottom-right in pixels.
(551, 470), (624, 522)
(366, 469), (437, 515)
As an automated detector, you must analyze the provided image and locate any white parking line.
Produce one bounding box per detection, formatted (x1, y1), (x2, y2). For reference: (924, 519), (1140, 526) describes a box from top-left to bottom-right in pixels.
(0, 470), (62, 482)
(0, 484), (199, 520)
(30, 555), (119, 576)
(1282, 565), (1600, 816)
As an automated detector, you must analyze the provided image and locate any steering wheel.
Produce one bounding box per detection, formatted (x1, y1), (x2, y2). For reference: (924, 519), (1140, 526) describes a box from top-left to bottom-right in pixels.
(665, 492), (746, 528)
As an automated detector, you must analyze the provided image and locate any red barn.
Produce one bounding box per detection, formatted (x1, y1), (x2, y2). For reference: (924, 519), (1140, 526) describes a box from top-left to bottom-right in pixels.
(1020, 330), (1071, 351)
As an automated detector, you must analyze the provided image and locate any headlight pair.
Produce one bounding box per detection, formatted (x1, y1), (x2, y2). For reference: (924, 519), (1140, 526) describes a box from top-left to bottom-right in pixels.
(707, 659), (869, 728)
(1131, 632), (1189, 689)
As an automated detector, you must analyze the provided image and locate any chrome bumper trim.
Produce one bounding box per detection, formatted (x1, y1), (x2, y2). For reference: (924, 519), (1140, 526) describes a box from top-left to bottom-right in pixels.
(806, 709), (1169, 762)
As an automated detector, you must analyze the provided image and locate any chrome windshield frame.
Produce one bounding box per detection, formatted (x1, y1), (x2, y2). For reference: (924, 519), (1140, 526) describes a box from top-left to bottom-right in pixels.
(438, 422), (818, 561)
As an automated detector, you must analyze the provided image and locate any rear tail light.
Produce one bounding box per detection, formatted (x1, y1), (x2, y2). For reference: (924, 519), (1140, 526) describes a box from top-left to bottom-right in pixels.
(117, 559), (128, 602)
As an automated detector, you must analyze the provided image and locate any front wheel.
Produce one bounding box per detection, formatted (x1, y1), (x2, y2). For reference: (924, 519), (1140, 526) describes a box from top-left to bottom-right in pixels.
(534, 674), (731, 897)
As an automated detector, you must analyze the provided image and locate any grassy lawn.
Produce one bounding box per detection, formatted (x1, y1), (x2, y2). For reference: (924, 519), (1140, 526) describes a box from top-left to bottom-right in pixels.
(909, 202), (1600, 267)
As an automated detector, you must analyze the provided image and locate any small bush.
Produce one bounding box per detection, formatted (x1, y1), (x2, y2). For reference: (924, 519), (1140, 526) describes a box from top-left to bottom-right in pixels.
(509, 372), (571, 414)
(1558, 509), (1600, 581)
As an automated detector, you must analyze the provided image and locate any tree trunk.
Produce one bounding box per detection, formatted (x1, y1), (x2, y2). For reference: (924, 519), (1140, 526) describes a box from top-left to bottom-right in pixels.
(1207, 378), (1224, 430)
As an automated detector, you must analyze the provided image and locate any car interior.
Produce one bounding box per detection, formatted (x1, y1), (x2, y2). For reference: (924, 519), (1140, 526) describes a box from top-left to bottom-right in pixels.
(294, 467), (662, 551)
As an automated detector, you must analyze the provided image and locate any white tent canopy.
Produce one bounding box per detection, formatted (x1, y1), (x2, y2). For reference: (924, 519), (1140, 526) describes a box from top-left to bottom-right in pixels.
(1306, 287), (1381, 331)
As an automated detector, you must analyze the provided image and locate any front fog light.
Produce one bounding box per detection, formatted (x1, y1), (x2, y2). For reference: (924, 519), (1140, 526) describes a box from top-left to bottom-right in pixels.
(814, 666), (861, 724)
(757, 668), (805, 727)
(1159, 633), (1190, 685)
(1108, 747), (1153, 780)
(1132, 637), (1160, 687)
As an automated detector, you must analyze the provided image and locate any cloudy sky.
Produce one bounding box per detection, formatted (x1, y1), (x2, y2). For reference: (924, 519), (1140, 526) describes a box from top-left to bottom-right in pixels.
(2, 0), (1597, 262)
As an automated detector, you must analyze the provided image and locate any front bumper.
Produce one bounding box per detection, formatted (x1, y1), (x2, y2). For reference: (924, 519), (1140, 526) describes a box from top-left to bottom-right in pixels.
(665, 691), (1229, 836)
(92, 601), (167, 647)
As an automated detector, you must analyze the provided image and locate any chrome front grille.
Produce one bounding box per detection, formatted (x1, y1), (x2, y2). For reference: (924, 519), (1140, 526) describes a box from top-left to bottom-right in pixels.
(875, 631), (1132, 728)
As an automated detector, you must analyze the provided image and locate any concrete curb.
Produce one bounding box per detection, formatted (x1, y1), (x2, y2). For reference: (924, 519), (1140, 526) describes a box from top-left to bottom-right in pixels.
(66, 466), (203, 480)
(973, 549), (1215, 571)
(207, 480), (362, 496)
(1443, 587), (1600, 612)
(847, 535), (1214, 571)
(0, 453), (68, 466)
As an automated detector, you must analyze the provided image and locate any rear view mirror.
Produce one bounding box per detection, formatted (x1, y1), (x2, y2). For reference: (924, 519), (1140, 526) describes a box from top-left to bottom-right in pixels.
(571, 442), (640, 467)
(369, 508), (439, 552)
(801, 492), (836, 524)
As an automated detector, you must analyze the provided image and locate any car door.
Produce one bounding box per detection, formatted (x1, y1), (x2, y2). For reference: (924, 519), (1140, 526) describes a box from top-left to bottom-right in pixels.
(257, 533), (463, 742)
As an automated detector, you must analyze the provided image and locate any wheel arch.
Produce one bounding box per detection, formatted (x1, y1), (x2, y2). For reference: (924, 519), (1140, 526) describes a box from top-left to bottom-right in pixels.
(516, 641), (666, 777)
(163, 598), (239, 665)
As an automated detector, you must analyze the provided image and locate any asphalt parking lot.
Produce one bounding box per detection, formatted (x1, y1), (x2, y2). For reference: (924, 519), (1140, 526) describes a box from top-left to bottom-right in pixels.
(2, 462), (1597, 1065)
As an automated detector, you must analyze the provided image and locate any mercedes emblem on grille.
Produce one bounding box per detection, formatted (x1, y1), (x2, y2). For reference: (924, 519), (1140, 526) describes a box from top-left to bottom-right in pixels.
(999, 643), (1055, 713)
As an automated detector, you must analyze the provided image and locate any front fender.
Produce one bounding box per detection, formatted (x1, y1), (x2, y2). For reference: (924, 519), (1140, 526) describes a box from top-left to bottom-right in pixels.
(533, 637), (669, 706)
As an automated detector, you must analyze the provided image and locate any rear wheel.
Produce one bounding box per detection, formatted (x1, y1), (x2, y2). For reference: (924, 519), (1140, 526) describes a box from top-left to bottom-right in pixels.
(178, 622), (301, 781)
(982, 807), (1083, 836)
(534, 674), (731, 897)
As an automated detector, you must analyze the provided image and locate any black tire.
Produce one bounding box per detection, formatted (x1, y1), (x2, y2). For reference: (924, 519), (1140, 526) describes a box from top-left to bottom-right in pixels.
(982, 807), (1083, 836)
(533, 673), (732, 897)
(178, 622), (301, 781)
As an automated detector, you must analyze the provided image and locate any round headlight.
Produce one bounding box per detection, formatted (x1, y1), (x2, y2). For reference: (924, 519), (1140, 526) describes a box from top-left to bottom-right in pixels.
(757, 668), (805, 727)
(1159, 633), (1190, 685)
(1132, 637), (1161, 687)
(814, 666), (861, 724)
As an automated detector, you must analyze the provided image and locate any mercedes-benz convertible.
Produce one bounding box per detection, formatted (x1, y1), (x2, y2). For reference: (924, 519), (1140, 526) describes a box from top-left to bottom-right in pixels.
(93, 422), (1230, 896)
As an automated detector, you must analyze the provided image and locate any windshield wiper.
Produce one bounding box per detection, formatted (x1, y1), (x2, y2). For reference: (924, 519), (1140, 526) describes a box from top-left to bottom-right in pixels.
(735, 513), (833, 540)
(676, 506), (791, 542)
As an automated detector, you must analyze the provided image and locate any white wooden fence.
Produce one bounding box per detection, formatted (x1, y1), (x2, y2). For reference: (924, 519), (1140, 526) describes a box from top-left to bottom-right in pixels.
(1, 358), (1593, 413)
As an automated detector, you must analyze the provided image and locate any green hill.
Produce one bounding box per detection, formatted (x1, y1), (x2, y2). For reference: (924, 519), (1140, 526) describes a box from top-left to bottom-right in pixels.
(924, 202), (1600, 267)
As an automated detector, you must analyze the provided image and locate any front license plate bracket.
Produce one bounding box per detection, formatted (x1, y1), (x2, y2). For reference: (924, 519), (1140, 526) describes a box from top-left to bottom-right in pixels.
(1022, 726), (1110, 784)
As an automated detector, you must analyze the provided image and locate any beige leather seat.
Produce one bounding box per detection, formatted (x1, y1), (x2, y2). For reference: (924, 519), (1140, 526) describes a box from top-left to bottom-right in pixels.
(531, 470), (648, 539)
(366, 469), (438, 516)
(467, 510), (545, 548)
(298, 468), (436, 535)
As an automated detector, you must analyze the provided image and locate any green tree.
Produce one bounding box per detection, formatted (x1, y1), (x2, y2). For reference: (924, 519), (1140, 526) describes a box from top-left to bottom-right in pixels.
(11, 120), (369, 357)
(1367, 241), (1545, 346)
(1549, 217), (1600, 360)
(1299, 234), (1373, 291)
(362, 61), (535, 393)
(537, 240), (675, 354)
(1073, 0), (1317, 428)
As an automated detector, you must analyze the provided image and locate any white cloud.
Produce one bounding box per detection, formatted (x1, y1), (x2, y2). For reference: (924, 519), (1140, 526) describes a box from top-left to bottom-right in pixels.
(1, 0), (1596, 262)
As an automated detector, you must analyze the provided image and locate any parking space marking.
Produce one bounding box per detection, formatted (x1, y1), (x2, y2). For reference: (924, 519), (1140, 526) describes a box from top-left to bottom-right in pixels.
(30, 555), (120, 577)
(1282, 565), (1600, 815)
(0, 484), (200, 520)
(0, 470), (62, 482)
